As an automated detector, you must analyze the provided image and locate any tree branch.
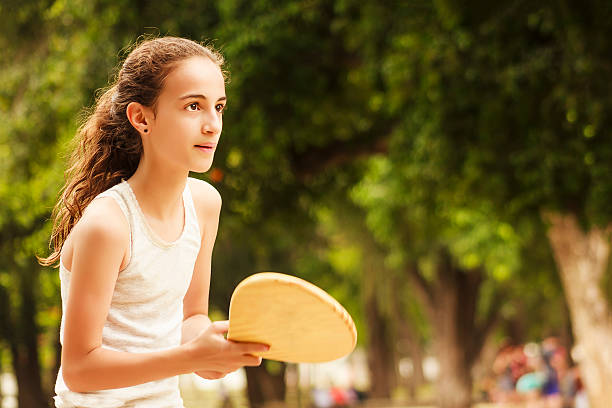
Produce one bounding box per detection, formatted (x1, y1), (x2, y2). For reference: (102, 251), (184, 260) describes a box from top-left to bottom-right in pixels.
(470, 289), (505, 365)
(405, 261), (435, 315)
(289, 119), (398, 180)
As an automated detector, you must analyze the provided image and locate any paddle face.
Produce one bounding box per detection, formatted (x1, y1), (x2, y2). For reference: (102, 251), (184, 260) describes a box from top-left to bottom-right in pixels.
(227, 272), (357, 363)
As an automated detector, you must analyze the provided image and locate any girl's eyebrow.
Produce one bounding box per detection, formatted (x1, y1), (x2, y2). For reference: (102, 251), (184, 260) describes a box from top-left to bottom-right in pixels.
(179, 93), (227, 102)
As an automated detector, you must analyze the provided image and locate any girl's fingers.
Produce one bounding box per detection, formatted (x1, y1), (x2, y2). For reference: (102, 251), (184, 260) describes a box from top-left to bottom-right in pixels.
(196, 370), (225, 379)
(206, 372), (225, 379)
(210, 320), (229, 334)
(232, 341), (270, 355)
(243, 356), (263, 367)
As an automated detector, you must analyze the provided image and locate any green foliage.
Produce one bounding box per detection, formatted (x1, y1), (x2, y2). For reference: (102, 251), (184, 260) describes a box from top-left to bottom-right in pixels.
(377, 0), (612, 227)
(3, 0), (607, 400)
(352, 154), (525, 281)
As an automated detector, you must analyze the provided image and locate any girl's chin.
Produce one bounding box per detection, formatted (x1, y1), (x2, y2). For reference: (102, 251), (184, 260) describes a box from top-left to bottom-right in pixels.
(190, 162), (214, 173)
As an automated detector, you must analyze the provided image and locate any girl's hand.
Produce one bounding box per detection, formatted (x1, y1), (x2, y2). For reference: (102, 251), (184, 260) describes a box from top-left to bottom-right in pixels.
(187, 320), (269, 379)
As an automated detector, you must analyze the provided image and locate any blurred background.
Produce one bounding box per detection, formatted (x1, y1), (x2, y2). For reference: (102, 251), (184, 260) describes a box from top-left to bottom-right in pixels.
(1, 0), (611, 407)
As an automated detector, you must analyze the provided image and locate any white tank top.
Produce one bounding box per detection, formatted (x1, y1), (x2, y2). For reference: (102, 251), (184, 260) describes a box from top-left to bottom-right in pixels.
(54, 178), (201, 408)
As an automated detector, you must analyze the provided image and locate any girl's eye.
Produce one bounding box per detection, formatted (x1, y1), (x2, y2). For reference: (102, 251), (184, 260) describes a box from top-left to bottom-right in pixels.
(186, 102), (200, 111)
(215, 104), (225, 113)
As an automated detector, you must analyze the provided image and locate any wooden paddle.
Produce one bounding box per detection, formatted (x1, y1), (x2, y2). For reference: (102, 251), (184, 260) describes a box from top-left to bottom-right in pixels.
(227, 272), (357, 363)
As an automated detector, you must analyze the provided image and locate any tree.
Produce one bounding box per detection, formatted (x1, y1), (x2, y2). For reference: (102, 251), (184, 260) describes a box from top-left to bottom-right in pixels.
(366, 1), (612, 406)
(3, 0), (393, 405)
(0, 1), (100, 404)
(313, 200), (403, 399)
(352, 153), (528, 408)
(5, 1), (609, 407)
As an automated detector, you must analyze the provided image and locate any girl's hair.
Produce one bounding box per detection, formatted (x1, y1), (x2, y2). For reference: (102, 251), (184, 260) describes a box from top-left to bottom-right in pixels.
(38, 36), (225, 267)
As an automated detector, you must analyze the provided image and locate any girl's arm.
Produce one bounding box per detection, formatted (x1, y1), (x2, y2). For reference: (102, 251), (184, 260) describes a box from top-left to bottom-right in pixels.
(61, 198), (266, 392)
(181, 179), (255, 379)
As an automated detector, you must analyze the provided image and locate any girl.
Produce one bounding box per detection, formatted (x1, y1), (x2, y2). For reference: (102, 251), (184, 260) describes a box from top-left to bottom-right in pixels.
(38, 36), (268, 407)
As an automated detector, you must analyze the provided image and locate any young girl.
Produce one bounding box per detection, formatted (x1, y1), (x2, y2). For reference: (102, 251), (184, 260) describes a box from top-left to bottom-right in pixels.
(39, 36), (268, 407)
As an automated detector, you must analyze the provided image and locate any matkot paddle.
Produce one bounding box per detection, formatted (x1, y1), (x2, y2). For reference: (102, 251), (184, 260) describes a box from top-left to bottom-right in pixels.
(227, 272), (357, 363)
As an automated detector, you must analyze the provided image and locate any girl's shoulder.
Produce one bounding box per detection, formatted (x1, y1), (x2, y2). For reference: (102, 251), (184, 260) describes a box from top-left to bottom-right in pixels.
(186, 177), (222, 237)
(79, 195), (130, 234)
(61, 196), (130, 272)
(187, 176), (222, 215)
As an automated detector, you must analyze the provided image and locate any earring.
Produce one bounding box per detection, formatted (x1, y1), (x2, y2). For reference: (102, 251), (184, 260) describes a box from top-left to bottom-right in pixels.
(144, 129), (148, 133)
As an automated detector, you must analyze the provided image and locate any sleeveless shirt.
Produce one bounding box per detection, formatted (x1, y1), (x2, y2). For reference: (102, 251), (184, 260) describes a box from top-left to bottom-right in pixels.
(54, 178), (201, 408)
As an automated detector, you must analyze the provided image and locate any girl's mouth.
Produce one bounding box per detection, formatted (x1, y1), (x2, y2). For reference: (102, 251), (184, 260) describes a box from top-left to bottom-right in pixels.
(195, 143), (216, 151)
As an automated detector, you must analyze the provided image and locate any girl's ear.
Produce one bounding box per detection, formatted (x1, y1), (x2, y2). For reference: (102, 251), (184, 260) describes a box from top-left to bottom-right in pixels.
(126, 102), (152, 135)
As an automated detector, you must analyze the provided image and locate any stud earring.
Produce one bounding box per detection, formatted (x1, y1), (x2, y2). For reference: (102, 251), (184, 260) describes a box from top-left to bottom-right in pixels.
(144, 129), (148, 133)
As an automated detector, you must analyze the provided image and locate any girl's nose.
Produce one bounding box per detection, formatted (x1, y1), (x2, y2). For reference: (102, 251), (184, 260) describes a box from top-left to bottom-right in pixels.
(202, 110), (222, 134)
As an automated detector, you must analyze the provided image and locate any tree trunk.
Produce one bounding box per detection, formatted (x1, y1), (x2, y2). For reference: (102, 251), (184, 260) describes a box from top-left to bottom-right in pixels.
(545, 212), (612, 408)
(403, 334), (425, 401)
(408, 249), (502, 408)
(390, 275), (424, 401)
(431, 267), (475, 408)
(10, 342), (48, 408)
(9, 267), (48, 408)
(434, 343), (472, 408)
(244, 362), (286, 408)
(364, 292), (396, 399)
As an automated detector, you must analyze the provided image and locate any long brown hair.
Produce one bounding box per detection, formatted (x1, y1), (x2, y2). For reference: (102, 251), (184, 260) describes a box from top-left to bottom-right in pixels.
(38, 36), (224, 267)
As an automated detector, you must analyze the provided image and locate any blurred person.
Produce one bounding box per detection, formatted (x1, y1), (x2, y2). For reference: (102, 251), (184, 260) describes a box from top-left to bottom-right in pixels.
(516, 345), (546, 408)
(515, 342), (549, 408)
(510, 345), (530, 383)
(516, 371), (546, 408)
(491, 344), (520, 402)
(547, 345), (577, 408)
(541, 341), (563, 408)
(38, 36), (269, 407)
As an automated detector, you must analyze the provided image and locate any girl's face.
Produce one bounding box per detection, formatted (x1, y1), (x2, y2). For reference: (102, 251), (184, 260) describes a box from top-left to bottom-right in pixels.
(144, 56), (226, 174)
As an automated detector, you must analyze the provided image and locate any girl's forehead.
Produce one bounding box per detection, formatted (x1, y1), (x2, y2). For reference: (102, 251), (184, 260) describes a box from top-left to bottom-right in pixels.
(161, 56), (225, 99)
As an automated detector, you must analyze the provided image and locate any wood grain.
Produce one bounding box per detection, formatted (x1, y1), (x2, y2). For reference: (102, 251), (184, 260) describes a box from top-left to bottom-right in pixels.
(227, 272), (357, 363)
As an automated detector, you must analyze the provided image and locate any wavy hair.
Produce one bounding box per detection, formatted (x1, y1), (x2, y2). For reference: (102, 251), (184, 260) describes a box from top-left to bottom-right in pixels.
(38, 36), (225, 267)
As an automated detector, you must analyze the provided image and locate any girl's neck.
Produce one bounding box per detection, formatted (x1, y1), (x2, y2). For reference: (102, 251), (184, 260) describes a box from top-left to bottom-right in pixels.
(126, 161), (188, 222)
